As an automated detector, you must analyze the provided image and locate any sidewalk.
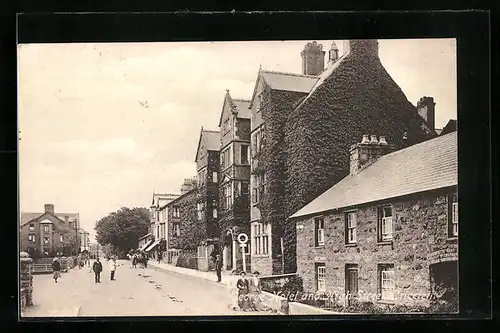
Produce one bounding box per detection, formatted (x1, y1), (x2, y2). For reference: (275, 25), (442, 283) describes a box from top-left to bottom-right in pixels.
(148, 261), (232, 287)
(148, 261), (288, 314)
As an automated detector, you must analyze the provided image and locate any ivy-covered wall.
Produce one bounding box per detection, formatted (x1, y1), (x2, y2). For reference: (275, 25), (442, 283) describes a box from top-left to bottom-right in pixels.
(257, 88), (310, 274)
(204, 150), (220, 239)
(284, 40), (436, 273)
(167, 189), (207, 251)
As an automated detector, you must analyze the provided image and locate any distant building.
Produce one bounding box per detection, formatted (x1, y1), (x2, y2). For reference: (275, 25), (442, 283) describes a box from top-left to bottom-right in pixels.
(78, 228), (90, 252)
(217, 90), (252, 272)
(291, 132), (458, 310)
(20, 204), (80, 257)
(146, 192), (180, 260)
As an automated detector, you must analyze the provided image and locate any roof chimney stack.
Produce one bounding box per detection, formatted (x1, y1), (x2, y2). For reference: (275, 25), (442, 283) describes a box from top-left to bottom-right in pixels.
(417, 96), (436, 133)
(350, 135), (393, 176)
(44, 204), (54, 214)
(301, 41), (325, 76)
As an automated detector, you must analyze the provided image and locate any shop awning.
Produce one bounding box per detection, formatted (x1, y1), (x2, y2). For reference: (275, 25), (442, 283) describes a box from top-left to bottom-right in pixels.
(144, 240), (161, 252)
(139, 240), (153, 252)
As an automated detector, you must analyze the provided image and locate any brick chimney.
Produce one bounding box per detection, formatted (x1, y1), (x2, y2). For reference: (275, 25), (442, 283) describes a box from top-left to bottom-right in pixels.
(349, 135), (392, 175)
(343, 39), (379, 58)
(301, 41), (325, 76)
(417, 96), (436, 133)
(44, 204), (55, 214)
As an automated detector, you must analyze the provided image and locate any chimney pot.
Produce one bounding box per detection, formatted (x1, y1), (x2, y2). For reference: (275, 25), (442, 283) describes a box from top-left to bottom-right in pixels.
(378, 136), (388, 145)
(370, 135), (378, 144)
(361, 134), (370, 144)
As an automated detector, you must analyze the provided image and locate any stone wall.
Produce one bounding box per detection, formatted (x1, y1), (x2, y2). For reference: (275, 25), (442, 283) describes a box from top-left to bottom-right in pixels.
(296, 188), (458, 308)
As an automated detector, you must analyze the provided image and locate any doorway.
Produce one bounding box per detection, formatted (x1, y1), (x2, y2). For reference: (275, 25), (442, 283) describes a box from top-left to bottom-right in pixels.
(429, 260), (458, 310)
(345, 264), (359, 306)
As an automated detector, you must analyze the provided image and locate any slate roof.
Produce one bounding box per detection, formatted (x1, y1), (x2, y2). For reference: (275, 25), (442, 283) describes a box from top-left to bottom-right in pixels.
(290, 131), (457, 219)
(20, 212), (79, 227)
(202, 130), (221, 151)
(232, 99), (251, 119)
(260, 70), (319, 93)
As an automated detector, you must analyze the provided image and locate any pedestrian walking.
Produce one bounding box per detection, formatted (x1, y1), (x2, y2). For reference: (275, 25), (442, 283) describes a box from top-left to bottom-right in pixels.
(132, 254), (137, 268)
(92, 257), (103, 283)
(52, 258), (61, 283)
(157, 251), (162, 264)
(215, 254), (223, 282)
(237, 271), (251, 311)
(110, 258), (117, 281)
(228, 270), (239, 311)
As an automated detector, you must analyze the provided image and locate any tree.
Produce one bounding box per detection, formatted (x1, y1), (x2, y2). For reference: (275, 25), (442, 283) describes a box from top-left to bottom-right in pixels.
(94, 207), (150, 254)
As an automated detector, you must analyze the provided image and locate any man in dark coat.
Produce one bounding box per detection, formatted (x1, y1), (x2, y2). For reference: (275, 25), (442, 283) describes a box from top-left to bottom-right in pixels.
(52, 258), (61, 283)
(92, 257), (103, 283)
(215, 254), (223, 282)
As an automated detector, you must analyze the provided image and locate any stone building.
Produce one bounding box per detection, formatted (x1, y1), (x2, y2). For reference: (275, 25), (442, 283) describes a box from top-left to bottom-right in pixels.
(147, 192), (180, 260)
(247, 39), (437, 276)
(20, 204), (80, 257)
(194, 128), (222, 270)
(290, 131), (458, 311)
(165, 179), (202, 253)
(217, 90), (252, 272)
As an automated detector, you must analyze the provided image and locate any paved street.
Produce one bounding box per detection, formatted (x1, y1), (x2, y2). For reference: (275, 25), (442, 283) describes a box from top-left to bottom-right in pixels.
(22, 260), (280, 317)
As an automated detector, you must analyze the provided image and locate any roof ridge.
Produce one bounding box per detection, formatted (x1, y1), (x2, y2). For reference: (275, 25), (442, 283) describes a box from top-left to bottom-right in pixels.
(261, 69), (319, 79)
(232, 98), (251, 102)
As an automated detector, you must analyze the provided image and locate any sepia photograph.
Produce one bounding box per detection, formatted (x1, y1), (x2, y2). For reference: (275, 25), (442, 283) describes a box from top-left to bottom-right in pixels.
(18, 38), (458, 317)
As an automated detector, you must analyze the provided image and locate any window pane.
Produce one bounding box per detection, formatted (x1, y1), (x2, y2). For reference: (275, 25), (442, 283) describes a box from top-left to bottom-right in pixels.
(384, 207), (392, 217)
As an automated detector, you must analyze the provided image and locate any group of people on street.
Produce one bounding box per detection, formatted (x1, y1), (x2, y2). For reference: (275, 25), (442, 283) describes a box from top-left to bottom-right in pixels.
(212, 252), (265, 311)
(129, 251), (148, 268)
(229, 270), (264, 311)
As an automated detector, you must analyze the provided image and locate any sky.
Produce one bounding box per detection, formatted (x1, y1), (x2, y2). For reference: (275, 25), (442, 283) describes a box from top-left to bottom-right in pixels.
(18, 39), (457, 241)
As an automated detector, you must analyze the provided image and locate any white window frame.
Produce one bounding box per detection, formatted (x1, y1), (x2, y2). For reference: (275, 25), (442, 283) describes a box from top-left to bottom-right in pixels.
(43, 225), (50, 233)
(43, 237), (50, 244)
(317, 265), (326, 292)
(379, 265), (395, 301)
(28, 234), (36, 242)
(379, 206), (393, 242)
(315, 217), (325, 246)
(173, 223), (181, 236)
(224, 182), (233, 209)
(29, 224), (34, 231)
(253, 222), (269, 255)
(346, 212), (357, 244)
(213, 172), (218, 183)
(173, 206), (180, 218)
(452, 202), (458, 236)
(60, 234), (63, 242)
(197, 202), (203, 221)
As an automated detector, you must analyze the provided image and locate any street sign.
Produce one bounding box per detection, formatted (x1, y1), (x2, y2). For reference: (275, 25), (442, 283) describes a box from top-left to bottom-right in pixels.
(237, 233), (248, 244)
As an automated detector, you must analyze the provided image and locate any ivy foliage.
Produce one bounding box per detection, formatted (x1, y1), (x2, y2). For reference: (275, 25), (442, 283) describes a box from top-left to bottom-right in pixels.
(170, 189), (207, 251)
(258, 41), (435, 273)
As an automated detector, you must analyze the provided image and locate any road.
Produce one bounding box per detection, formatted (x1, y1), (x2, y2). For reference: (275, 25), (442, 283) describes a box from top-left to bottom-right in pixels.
(22, 260), (280, 317)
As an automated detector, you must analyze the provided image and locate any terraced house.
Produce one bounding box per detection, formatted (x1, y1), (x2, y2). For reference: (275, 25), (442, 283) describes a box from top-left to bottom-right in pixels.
(248, 40), (439, 276)
(290, 131), (458, 311)
(217, 90), (252, 272)
(145, 192), (180, 261)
